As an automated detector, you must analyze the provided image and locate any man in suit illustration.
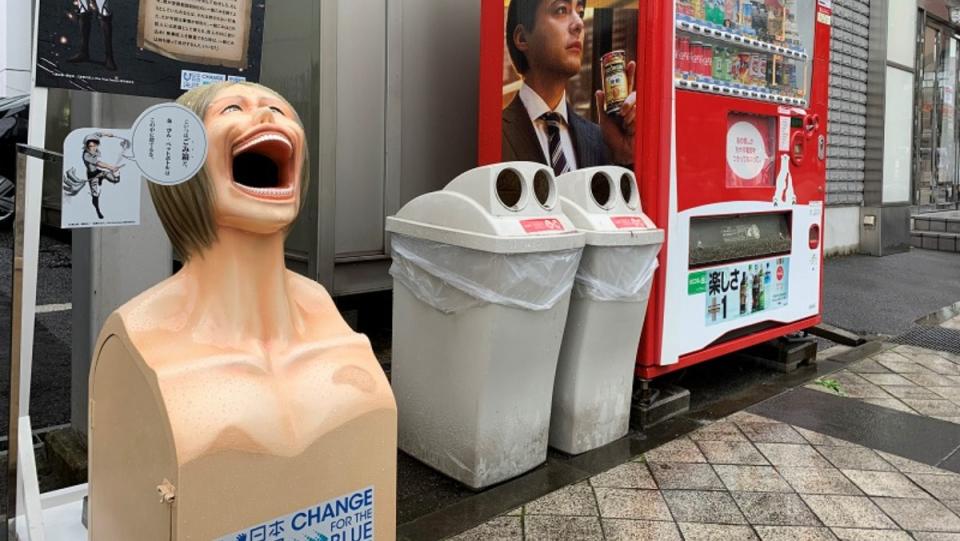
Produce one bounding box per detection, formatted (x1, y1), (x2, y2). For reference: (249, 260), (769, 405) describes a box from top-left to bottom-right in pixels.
(503, 0), (636, 173)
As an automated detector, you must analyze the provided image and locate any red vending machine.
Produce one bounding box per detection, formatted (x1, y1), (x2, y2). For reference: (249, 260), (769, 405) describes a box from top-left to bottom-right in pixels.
(637, 0), (832, 380)
(476, 0), (831, 380)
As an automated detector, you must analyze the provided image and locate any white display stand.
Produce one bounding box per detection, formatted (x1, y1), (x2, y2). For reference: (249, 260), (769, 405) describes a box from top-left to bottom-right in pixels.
(9, 145), (90, 541)
(12, 415), (86, 541)
(7, 6), (89, 539)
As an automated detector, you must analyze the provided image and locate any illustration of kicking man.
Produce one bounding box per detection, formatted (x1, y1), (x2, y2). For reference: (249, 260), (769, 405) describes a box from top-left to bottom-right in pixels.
(63, 132), (124, 220)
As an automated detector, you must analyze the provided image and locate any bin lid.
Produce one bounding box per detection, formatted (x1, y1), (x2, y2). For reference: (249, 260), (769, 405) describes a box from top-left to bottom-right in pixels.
(386, 162), (585, 254)
(556, 166), (664, 247)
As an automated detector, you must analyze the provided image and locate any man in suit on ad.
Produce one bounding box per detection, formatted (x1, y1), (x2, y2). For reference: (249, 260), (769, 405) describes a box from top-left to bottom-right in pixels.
(503, 0), (637, 174)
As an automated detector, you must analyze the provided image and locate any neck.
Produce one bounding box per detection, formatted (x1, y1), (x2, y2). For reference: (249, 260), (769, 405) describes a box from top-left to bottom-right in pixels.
(181, 227), (301, 345)
(524, 72), (567, 110)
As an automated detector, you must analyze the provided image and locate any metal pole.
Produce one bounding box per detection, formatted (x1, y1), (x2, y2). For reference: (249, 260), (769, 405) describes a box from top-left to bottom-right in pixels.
(6, 151), (28, 541)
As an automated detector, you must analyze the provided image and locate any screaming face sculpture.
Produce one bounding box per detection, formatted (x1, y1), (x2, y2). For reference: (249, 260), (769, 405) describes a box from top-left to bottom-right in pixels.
(88, 82), (397, 540)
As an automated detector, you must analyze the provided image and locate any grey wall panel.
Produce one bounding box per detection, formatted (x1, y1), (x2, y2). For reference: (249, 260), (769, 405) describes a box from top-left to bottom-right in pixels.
(862, 0), (888, 207)
(335, 0), (387, 257)
(398, 0), (479, 206)
(259, 0), (322, 277)
(827, 0), (872, 206)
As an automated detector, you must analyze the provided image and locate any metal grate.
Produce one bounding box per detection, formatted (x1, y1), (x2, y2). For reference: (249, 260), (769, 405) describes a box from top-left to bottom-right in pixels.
(892, 326), (960, 355)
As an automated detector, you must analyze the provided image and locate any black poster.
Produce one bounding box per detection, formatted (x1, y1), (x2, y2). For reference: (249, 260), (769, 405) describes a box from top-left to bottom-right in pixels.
(35, 0), (266, 100)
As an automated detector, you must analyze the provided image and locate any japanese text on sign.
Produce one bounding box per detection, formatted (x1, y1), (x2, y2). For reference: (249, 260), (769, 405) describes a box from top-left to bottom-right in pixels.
(214, 486), (375, 541)
(131, 103), (207, 186)
(695, 257), (790, 326)
(726, 115), (775, 188)
(138, 0), (254, 68)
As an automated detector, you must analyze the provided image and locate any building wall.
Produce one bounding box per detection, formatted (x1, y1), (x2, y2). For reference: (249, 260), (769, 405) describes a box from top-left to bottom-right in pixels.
(0, 0), (32, 97)
(826, 0), (870, 207)
(824, 205), (862, 255)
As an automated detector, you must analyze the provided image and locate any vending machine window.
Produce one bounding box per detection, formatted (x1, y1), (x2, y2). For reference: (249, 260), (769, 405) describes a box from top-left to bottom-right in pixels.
(675, 0), (816, 107)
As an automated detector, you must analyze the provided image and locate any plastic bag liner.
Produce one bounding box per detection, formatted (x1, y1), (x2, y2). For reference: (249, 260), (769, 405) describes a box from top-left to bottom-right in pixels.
(573, 244), (661, 302)
(389, 234), (583, 314)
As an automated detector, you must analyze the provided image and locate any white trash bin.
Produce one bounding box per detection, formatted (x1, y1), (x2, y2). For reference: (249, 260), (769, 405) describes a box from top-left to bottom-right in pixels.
(550, 166), (664, 455)
(386, 162), (585, 489)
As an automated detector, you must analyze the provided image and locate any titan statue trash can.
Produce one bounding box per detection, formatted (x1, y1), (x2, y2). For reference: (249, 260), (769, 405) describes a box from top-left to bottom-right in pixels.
(550, 166), (664, 455)
(385, 162), (585, 489)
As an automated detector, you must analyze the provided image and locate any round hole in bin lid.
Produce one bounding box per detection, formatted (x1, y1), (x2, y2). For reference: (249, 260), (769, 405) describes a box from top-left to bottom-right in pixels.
(496, 168), (524, 211)
(590, 172), (614, 209)
(533, 169), (556, 209)
(620, 172), (639, 209)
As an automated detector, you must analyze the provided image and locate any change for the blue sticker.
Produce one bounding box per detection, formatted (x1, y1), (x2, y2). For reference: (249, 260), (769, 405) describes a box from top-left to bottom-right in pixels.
(214, 486), (375, 541)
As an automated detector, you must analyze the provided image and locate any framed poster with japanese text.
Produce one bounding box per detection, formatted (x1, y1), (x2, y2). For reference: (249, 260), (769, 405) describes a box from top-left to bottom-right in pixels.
(35, 0), (266, 99)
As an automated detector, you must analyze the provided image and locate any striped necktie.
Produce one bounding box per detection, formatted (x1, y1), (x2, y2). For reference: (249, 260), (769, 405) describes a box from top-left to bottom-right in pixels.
(540, 112), (570, 176)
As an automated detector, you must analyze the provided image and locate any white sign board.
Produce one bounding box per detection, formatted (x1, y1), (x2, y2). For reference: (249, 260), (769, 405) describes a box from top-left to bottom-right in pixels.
(60, 103), (207, 229)
(61, 129), (141, 229)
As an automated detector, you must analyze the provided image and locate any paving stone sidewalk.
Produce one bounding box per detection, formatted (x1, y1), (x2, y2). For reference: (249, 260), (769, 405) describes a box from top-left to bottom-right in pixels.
(451, 410), (960, 540)
(806, 344), (960, 424)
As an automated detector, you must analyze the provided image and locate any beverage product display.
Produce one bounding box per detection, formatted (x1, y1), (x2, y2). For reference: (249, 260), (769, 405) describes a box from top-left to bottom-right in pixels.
(675, 0), (807, 103)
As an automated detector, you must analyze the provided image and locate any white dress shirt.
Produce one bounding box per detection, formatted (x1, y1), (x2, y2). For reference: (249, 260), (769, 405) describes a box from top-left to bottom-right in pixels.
(518, 84), (579, 170)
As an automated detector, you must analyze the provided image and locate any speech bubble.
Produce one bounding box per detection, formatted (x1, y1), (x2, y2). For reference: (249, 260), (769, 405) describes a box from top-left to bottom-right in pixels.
(726, 120), (771, 182)
(131, 103), (207, 186)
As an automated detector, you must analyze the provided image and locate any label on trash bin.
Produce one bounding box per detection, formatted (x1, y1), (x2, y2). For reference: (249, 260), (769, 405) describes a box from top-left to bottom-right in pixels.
(611, 216), (653, 229)
(520, 218), (566, 233)
(702, 256), (790, 326)
(213, 486), (375, 541)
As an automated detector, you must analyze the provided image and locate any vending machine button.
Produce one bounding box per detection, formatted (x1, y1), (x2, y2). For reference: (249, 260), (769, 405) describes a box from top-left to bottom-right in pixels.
(809, 224), (821, 250)
(791, 132), (806, 167)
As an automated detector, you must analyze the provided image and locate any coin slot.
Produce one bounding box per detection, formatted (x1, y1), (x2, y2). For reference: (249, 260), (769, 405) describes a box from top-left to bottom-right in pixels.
(496, 168), (525, 211)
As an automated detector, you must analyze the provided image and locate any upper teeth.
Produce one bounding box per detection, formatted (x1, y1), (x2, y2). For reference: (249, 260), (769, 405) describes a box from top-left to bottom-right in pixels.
(234, 132), (292, 155)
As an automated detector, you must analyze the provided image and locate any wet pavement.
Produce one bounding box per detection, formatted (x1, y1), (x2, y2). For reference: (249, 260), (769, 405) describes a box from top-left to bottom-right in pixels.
(454, 410), (960, 540)
(803, 345), (960, 425)
(418, 272), (960, 540)
(454, 340), (960, 540)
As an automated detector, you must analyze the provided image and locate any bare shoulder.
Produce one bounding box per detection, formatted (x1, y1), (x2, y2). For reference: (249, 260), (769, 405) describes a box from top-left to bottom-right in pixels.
(285, 270), (359, 336)
(115, 272), (194, 335)
(285, 270), (337, 310)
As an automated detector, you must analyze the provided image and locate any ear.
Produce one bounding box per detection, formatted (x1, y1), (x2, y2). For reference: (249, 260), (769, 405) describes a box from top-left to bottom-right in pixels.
(513, 24), (529, 53)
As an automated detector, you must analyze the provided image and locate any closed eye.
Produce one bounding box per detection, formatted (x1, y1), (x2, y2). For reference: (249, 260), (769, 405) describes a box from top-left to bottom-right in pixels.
(268, 106), (286, 116)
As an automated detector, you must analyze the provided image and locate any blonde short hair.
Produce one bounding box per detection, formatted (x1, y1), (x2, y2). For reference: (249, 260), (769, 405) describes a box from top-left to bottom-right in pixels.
(148, 81), (309, 260)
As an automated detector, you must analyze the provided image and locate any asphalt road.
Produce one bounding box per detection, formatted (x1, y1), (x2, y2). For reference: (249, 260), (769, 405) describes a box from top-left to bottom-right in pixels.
(0, 227), (73, 438)
(822, 248), (960, 337)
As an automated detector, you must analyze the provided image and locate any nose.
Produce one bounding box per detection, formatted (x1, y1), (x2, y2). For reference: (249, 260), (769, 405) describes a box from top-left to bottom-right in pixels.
(571, 9), (584, 32)
(253, 106), (275, 124)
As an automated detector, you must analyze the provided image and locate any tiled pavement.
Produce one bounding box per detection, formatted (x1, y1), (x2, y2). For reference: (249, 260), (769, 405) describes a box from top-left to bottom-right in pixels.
(805, 344), (960, 424)
(450, 411), (960, 540)
(944, 315), (960, 332)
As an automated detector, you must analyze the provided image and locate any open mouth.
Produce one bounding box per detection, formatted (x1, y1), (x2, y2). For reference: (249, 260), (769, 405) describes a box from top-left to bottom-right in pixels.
(231, 130), (295, 200)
